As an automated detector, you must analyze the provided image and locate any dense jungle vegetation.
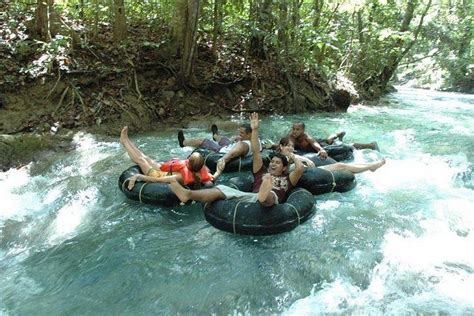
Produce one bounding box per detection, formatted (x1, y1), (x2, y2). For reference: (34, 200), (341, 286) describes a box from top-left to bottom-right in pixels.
(0, 0), (472, 136)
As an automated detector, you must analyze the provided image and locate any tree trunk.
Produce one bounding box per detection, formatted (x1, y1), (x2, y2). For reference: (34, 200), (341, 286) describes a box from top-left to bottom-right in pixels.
(457, 0), (471, 57)
(113, 0), (127, 41)
(34, 0), (55, 41)
(313, 0), (323, 28)
(179, 0), (201, 85)
(363, 0), (431, 96)
(377, 0), (431, 84)
(278, 0), (289, 59)
(79, 0), (84, 19)
(374, 0), (416, 85)
(211, 0), (223, 56)
(93, 0), (99, 38)
(357, 10), (364, 44)
(249, 0), (272, 59)
(289, 0), (302, 42)
(400, 0), (415, 32)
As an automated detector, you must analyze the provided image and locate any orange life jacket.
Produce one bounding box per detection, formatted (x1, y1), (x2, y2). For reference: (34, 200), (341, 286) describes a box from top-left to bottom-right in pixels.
(160, 159), (213, 185)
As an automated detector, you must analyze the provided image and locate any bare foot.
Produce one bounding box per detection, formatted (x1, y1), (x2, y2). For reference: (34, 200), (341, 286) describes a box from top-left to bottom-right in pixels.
(369, 158), (386, 172)
(169, 179), (190, 203)
(371, 142), (380, 151)
(327, 131), (346, 144)
(258, 174), (274, 205)
(120, 126), (129, 145)
(337, 131), (346, 141)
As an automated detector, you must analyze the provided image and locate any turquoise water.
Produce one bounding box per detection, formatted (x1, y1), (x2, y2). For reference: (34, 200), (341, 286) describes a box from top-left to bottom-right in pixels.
(1, 87), (473, 315)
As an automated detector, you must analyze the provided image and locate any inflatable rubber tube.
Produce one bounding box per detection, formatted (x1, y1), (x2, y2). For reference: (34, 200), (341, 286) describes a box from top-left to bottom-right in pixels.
(299, 152), (337, 167)
(297, 167), (356, 195)
(323, 144), (354, 161)
(296, 143), (354, 162)
(203, 176), (316, 235)
(118, 165), (213, 206)
(118, 165), (180, 206)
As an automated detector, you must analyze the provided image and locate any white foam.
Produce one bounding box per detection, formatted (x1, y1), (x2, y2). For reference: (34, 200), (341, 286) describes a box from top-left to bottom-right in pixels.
(0, 165), (40, 219)
(46, 187), (98, 245)
(285, 225), (474, 315)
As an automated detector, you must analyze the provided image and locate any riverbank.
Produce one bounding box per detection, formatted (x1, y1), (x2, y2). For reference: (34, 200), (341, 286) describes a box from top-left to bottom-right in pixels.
(0, 110), (240, 171)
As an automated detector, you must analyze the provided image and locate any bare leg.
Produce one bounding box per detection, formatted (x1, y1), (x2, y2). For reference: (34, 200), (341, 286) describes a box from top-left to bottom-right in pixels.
(121, 127), (160, 168)
(321, 158), (386, 174)
(120, 126), (161, 172)
(183, 138), (206, 147)
(258, 174), (276, 207)
(352, 142), (379, 151)
(178, 130), (206, 148)
(169, 179), (225, 203)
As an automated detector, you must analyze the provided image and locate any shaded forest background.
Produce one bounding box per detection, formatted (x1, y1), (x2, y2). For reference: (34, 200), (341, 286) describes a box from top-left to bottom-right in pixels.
(0, 0), (472, 136)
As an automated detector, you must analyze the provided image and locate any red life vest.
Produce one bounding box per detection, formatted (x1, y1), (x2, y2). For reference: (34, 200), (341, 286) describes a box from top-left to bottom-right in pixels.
(160, 159), (213, 185)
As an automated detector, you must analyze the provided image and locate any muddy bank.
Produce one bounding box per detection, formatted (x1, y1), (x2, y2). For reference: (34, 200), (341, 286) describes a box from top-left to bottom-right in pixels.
(0, 75), (351, 135)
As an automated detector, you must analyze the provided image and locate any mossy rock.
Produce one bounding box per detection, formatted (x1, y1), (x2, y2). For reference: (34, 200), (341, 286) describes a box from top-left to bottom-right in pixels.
(0, 134), (73, 170)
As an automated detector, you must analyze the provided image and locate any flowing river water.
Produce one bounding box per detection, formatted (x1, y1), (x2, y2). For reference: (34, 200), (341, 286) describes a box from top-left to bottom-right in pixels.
(1, 87), (473, 315)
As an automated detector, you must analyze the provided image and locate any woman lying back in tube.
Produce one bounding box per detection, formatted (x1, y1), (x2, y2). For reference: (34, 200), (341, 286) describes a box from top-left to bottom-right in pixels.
(120, 126), (213, 190)
(277, 137), (386, 174)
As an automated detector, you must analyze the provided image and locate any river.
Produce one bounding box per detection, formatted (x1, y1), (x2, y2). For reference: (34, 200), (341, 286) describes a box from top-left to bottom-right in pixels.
(1, 87), (473, 315)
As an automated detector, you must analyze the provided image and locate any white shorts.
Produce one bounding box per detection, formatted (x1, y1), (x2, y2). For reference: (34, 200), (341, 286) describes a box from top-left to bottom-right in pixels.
(216, 185), (258, 203)
(215, 185), (278, 204)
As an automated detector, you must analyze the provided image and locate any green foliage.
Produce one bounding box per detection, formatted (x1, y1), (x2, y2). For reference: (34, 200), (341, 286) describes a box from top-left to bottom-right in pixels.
(19, 35), (72, 78)
(398, 0), (473, 92)
(2, 0), (471, 94)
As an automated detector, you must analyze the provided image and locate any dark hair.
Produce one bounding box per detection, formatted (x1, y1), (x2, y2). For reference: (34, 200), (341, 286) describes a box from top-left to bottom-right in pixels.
(292, 122), (305, 130)
(279, 136), (291, 147)
(269, 152), (289, 167)
(240, 123), (252, 134)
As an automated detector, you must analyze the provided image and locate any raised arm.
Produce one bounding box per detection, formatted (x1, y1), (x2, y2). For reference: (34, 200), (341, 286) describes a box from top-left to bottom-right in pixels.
(281, 146), (304, 186)
(250, 112), (263, 173)
(287, 153), (304, 186)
